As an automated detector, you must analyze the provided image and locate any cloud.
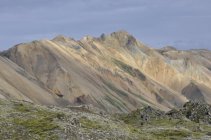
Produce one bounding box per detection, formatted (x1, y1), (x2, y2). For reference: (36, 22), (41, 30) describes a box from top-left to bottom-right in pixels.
(0, 0), (211, 50)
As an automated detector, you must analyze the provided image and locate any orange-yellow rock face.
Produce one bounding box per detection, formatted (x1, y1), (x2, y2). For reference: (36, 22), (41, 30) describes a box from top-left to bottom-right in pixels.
(0, 31), (210, 112)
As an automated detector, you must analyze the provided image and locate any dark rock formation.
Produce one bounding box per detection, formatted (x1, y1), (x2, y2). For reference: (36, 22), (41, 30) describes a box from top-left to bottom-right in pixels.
(182, 83), (205, 102)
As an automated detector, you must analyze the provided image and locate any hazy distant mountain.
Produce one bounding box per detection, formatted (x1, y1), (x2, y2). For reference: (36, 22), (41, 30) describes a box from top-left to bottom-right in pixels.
(0, 31), (211, 112)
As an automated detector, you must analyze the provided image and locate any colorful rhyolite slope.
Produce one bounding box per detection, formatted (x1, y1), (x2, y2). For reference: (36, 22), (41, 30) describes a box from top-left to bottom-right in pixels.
(0, 31), (211, 112)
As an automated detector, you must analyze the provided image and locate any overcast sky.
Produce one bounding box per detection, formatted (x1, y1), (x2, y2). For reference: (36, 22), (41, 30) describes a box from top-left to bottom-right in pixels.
(0, 0), (211, 50)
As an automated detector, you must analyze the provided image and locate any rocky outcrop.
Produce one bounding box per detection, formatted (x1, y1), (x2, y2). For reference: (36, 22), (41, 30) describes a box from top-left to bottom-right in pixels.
(181, 101), (211, 124)
(182, 82), (205, 102)
(123, 101), (211, 125)
(166, 101), (211, 124)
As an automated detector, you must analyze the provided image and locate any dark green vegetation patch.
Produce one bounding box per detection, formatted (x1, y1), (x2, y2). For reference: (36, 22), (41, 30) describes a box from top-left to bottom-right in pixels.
(113, 59), (146, 81)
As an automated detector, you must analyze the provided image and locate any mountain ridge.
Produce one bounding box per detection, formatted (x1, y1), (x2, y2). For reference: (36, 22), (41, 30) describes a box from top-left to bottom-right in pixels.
(0, 31), (210, 112)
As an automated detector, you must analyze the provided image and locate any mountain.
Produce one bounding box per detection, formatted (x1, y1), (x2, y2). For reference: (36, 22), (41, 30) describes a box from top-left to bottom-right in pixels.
(0, 31), (211, 112)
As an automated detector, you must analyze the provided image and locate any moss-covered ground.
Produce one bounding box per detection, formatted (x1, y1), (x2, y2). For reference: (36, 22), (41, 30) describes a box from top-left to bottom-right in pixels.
(0, 99), (211, 139)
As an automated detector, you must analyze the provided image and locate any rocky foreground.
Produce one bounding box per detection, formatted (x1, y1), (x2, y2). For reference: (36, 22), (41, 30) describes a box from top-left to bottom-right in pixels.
(0, 99), (211, 140)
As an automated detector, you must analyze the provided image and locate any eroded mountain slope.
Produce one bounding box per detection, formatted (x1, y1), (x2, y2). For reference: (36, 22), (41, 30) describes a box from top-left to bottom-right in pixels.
(0, 31), (210, 112)
(0, 56), (64, 105)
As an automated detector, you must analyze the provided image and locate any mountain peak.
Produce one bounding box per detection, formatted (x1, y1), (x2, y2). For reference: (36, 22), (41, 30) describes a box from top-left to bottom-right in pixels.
(99, 30), (132, 40)
(110, 30), (130, 37)
(109, 30), (135, 42)
(52, 35), (74, 42)
(98, 30), (139, 49)
(81, 35), (94, 41)
(161, 46), (177, 51)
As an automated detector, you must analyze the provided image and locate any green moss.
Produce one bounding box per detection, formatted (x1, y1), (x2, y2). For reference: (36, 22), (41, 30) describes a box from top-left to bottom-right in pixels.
(14, 103), (32, 112)
(120, 114), (211, 139)
(121, 113), (138, 124)
(119, 109), (147, 126)
(10, 102), (65, 139)
(0, 99), (6, 105)
(14, 116), (59, 139)
(2, 100), (211, 140)
(80, 117), (106, 130)
(14, 102), (65, 119)
(149, 119), (179, 127)
(151, 129), (191, 139)
(126, 124), (140, 133)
